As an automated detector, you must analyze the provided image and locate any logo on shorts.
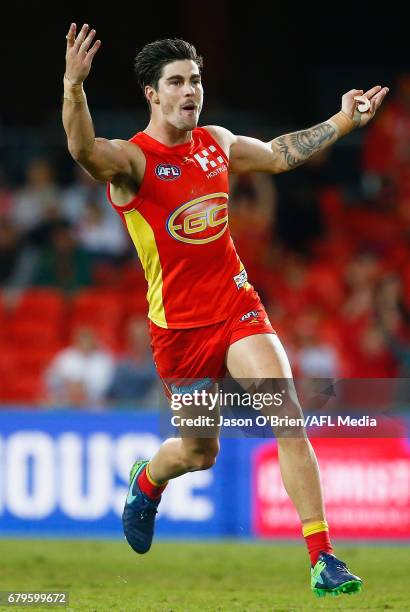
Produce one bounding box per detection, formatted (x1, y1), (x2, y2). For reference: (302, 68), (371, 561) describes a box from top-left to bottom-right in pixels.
(233, 269), (248, 289)
(155, 164), (182, 181)
(169, 378), (213, 395)
(240, 310), (259, 322)
(167, 193), (228, 244)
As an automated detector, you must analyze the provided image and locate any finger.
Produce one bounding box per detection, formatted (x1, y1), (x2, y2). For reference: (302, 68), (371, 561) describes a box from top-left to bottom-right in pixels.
(73, 23), (90, 51)
(370, 87), (389, 113)
(370, 88), (388, 113)
(80, 29), (96, 53)
(87, 39), (102, 60)
(66, 23), (76, 49)
(364, 85), (382, 99)
(346, 89), (363, 97)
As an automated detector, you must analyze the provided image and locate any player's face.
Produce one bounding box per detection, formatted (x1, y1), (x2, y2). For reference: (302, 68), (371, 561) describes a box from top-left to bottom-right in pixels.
(155, 60), (203, 130)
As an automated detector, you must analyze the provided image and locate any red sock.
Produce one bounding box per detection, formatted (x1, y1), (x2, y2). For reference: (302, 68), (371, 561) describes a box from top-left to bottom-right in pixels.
(303, 521), (334, 566)
(137, 463), (167, 499)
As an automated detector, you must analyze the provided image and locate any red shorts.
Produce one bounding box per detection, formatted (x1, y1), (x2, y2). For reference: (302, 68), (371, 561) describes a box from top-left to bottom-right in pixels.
(149, 288), (275, 395)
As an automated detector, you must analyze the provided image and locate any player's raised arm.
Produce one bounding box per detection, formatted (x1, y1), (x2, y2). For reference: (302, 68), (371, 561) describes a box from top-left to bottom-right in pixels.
(62, 23), (134, 183)
(225, 85), (389, 174)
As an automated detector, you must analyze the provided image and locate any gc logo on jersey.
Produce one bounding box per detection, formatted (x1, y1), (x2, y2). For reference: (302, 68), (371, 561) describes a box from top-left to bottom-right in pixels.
(167, 192), (228, 244)
(155, 164), (182, 181)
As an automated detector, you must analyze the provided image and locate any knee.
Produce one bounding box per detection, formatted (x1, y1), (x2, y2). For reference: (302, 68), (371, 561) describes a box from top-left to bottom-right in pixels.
(278, 435), (308, 448)
(183, 441), (220, 471)
(189, 452), (217, 471)
(277, 435), (312, 456)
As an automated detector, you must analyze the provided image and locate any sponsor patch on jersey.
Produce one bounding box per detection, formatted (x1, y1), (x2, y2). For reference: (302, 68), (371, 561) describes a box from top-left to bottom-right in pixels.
(240, 310), (259, 322)
(155, 164), (182, 181)
(233, 269), (248, 289)
(167, 192), (228, 244)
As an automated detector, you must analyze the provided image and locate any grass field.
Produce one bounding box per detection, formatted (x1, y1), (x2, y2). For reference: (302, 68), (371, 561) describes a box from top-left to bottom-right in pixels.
(0, 540), (408, 611)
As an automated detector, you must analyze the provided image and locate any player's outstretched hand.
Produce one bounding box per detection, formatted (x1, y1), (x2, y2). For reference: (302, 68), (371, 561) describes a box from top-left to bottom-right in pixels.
(65, 23), (101, 85)
(341, 86), (389, 128)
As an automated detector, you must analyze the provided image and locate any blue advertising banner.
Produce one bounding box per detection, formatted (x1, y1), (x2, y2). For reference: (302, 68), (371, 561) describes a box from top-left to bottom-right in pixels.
(0, 411), (409, 539)
(0, 411), (250, 538)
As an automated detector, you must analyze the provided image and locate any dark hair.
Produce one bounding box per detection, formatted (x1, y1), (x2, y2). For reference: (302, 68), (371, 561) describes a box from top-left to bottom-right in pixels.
(134, 38), (203, 98)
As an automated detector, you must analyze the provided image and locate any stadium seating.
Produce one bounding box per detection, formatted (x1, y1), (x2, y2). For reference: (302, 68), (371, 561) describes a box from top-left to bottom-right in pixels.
(0, 286), (151, 402)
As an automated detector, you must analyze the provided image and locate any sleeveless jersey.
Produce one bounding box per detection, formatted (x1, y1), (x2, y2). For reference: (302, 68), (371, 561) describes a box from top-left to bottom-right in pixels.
(107, 127), (250, 329)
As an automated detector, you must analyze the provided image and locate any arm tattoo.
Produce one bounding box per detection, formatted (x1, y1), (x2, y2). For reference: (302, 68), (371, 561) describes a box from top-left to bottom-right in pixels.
(274, 121), (337, 169)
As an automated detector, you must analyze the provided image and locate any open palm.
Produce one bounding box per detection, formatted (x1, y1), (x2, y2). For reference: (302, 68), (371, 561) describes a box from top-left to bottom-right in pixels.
(341, 86), (389, 128)
(65, 23), (101, 86)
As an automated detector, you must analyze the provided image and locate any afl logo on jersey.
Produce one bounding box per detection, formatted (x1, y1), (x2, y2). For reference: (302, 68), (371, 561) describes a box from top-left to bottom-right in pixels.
(155, 164), (181, 181)
(167, 192), (229, 245)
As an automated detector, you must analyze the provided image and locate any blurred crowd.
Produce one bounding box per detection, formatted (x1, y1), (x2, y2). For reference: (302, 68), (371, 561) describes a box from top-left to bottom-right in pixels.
(1, 76), (410, 407)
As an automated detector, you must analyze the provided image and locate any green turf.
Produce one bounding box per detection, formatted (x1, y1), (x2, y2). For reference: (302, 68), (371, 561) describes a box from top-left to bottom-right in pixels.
(0, 540), (408, 611)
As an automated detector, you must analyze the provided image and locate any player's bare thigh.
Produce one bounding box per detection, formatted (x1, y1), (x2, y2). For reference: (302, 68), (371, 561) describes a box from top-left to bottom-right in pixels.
(226, 333), (304, 434)
(226, 333), (293, 379)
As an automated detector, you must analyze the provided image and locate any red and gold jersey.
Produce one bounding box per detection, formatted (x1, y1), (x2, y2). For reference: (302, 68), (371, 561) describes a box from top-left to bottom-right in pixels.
(107, 127), (250, 329)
